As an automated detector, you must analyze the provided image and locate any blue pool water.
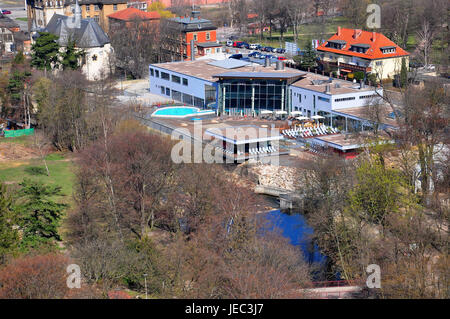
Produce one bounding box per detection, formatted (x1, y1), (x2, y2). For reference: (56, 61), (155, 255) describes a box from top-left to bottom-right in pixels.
(151, 107), (215, 118)
(263, 210), (326, 265)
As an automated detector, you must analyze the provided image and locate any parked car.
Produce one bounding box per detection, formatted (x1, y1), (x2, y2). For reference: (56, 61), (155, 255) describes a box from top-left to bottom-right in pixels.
(259, 54), (267, 59)
(249, 43), (260, 50)
(277, 56), (287, 61)
(233, 41), (244, 48)
(226, 40), (233, 47)
(1, 9), (11, 14)
(276, 48), (286, 54)
(248, 51), (260, 58)
(229, 54), (243, 60)
(238, 42), (250, 49)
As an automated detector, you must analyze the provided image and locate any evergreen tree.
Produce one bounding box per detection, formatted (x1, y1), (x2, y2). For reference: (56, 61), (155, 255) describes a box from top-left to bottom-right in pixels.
(14, 179), (67, 250)
(0, 183), (19, 264)
(60, 39), (84, 70)
(31, 32), (60, 71)
(299, 41), (317, 69)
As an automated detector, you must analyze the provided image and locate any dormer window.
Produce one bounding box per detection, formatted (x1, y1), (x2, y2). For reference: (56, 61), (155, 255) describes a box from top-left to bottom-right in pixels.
(380, 46), (396, 54)
(326, 40), (346, 50)
(350, 44), (370, 54)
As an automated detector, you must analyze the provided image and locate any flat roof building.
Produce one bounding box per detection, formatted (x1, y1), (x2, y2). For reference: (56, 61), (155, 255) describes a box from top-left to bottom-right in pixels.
(149, 58), (386, 127)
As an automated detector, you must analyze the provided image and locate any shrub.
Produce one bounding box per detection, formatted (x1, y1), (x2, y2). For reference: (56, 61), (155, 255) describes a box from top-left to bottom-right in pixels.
(24, 166), (47, 176)
(0, 253), (69, 299)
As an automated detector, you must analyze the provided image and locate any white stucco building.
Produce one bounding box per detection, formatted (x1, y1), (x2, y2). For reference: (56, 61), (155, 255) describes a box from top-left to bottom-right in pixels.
(41, 0), (113, 80)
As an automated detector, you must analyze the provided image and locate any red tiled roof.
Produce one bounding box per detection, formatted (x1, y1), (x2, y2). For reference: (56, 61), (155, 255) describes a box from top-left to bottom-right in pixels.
(317, 27), (409, 60)
(108, 8), (160, 21)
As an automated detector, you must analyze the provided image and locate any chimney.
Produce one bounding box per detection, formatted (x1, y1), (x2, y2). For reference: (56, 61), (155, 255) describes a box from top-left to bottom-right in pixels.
(372, 31), (376, 42)
(276, 60), (284, 70)
(337, 26), (341, 36)
(325, 84), (331, 94)
(264, 57), (270, 67)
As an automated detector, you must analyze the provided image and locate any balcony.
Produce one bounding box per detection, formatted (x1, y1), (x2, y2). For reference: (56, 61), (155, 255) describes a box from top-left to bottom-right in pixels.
(321, 61), (372, 73)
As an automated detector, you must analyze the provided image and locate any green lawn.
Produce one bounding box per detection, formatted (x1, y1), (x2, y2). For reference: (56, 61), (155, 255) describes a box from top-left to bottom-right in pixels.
(16, 17), (28, 22)
(0, 157), (75, 204)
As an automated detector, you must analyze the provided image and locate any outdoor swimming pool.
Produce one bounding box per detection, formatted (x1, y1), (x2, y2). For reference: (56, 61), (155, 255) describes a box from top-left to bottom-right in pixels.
(151, 106), (215, 118)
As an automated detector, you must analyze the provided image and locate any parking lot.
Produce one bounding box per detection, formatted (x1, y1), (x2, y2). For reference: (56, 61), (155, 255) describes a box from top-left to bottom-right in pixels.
(222, 44), (295, 64)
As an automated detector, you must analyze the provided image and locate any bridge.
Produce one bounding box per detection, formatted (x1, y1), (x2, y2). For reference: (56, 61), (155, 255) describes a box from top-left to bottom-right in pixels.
(254, 185), (304, 209)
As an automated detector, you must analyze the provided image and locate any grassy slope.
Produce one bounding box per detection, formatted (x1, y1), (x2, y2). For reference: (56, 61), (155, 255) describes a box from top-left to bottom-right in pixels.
(0, 136), (75, 204)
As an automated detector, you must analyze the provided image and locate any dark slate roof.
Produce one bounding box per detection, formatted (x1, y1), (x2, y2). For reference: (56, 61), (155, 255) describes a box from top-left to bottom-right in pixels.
(44, 14), (109, 48)
(0, 13), (19, 29)
(197, 42), (222, 48)
(168, 16), (217, 32)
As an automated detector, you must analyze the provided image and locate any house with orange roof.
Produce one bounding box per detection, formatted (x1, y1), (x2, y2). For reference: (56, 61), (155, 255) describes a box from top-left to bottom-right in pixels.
(108, 7), (160, 32)
(317, 27), (409, 80)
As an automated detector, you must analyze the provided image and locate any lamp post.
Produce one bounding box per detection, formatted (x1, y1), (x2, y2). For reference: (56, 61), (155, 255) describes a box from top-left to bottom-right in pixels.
(144, 273), (148, 299)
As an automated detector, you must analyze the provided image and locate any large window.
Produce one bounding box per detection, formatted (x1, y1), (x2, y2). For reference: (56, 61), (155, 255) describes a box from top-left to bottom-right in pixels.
(172, 90), (182, 102)
(182, 78), (188, 86)
(318, 96), (330, 102)
(182, 93), (193, 105)
(150, 68), (154, 77)
(172, 75), (181, 84)
(160, 86), (165, 94)
(220, 79), (289, 112)
(165, 88), (170, 96)
(161, 72), (170, 80)
(155, 70), (159, 77)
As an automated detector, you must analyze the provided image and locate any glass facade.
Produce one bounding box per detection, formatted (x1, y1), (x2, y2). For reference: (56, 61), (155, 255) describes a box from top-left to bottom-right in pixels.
(218, 79), (290, 114)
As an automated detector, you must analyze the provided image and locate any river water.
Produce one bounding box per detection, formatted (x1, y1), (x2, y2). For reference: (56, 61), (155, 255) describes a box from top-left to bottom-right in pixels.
(262, 210), (327, 265)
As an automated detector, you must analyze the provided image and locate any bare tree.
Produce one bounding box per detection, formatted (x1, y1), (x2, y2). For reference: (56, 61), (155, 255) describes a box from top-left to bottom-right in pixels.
(109, 16), (160, 79)
(415, 20), (435, 67)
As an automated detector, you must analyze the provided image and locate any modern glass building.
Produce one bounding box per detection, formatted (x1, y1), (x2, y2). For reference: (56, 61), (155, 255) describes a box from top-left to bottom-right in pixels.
(213, 72), (304, 115)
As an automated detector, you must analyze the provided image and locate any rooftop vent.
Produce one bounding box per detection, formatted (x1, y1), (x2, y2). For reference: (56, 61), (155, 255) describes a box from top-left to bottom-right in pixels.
(325, 84), (331, 94)
(334, 83), (340, 88)
(276, 60), (284, 70)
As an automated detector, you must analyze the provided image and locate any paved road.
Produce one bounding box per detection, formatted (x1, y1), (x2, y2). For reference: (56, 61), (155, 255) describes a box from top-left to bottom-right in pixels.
(0, 2), (28, 32)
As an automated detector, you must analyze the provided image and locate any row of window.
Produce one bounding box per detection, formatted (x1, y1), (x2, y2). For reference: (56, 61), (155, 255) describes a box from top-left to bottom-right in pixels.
(359, 94), (379, 100)
(150, 68), (189, 86)
(334, 97), (355, 102)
